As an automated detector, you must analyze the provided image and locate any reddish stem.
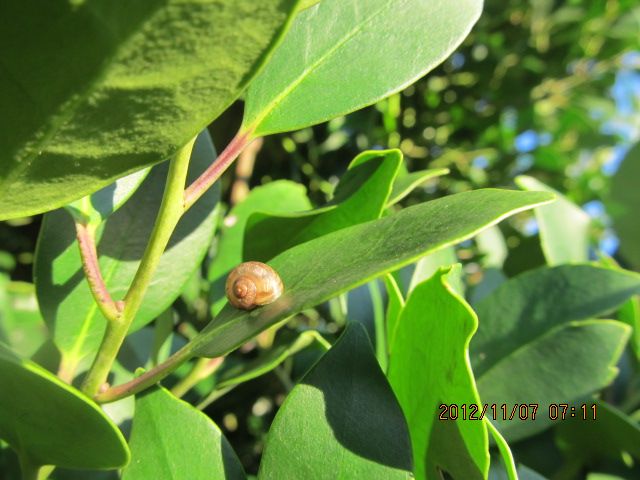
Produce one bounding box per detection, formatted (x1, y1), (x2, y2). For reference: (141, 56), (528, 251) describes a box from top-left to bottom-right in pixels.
(183, 130), (254, 210)
(75, 222), (121, 321)
(94, 346), (193, 403)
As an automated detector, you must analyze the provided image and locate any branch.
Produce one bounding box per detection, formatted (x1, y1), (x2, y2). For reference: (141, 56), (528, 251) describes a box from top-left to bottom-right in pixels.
(94, 346), (194, 403)
(81, 138), (196, 397)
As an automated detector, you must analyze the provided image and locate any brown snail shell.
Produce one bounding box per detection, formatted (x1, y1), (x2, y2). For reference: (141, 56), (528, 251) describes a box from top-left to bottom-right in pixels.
(225, 261), (284, 310)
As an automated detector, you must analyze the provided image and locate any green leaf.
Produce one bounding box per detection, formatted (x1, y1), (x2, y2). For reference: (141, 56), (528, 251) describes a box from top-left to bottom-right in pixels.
(243, 149), (402, 261)
(486, 420), (517, 480)
(122, 385), (244, 480)
(471, 264), (640, 377)
(516, 175), (591, 265)
(198, 329), (330, 408)
(258, 323), (412, 479)
(215, 330), (329, 390)
(35, 130), (220, 369)
(65, 168), (150, 226)
(0, 1), (301, 220)
(387, 268), (489, 480)
(242, 0), (483, 136)
(0, 281), (48, 358)
(0, 343), (129, 469)
(191, 189), (553, 358)
(477, 319), (629, 441)
(609, 143), (640, 268)
(208, 180), (312, 314)
(556, 400), (640, 463)
(387, 168), (450, 207)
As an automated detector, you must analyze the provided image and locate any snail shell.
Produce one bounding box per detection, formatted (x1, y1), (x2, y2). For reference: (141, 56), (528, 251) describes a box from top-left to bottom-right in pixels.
(225, 261), (284, 310)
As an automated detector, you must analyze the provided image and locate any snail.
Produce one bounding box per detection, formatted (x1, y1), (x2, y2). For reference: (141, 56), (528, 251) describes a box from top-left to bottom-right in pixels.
(225, 261), (284, 310)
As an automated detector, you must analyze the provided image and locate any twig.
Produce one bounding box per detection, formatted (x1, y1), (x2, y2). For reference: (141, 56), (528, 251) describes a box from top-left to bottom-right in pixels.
(184, 129), (254, 210)
(81, 138), (196, 397)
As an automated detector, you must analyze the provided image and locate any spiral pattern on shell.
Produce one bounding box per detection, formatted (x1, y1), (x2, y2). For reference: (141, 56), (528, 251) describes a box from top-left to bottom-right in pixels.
(225, 261), (284, 310)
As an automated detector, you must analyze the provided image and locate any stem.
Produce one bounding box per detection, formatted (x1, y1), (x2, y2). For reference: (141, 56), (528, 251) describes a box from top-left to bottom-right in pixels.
(95, 346), (194, 403)
(171, 356), (224, 398)
(75, 222), (120, 321)
(81, 138), (196, 397)
(184, 129), (253, 210)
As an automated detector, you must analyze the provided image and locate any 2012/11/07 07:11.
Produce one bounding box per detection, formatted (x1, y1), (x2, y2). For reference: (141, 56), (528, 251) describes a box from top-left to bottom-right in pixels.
(438, 403), (598, 421)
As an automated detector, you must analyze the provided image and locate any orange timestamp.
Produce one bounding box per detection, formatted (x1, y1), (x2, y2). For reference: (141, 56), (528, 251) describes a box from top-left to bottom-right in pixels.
(438, 403), (597, 421)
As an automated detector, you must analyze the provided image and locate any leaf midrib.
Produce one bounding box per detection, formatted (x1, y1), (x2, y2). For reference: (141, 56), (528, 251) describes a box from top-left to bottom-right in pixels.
(245, 0), (395, 131)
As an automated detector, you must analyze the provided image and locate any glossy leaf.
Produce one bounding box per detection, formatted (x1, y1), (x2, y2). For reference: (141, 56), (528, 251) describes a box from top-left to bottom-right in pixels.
(244, 149), (402, 261)
(65, 168), (150, 226)
(407, 246), (462, 295)
(191, 189), (553, 357)
(609, 143), (640, 268)
(242, 0), (483, 136)
(471, 264), (640, 377)
(122, 385), (244, 480)
(387, 168), (450, 206)
(516, 175), (591, 265)
(477, 319), (629, 441)
(0, 0), (301, 219)
(208, 180), (312, 314)
(35, 131), (219, 368)
(0, 343), (129, 469)
(258, 323), (413, 479)
(388, 268), (489, 480)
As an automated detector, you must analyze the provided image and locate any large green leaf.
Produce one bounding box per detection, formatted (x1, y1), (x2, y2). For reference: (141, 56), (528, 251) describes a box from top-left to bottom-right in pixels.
(609, 143), (640, 268)
(471, 264), (640, 376)
(0, 343), (129, 469)
(242, 0), (483, 136)
(258, 323), (413, 479)
(471, 265), (639, 440)
(192, 189), (553, 357)
(243, 149), (402, 261)
(208, 180), (312, 314)
(556, 401), (640, 465)
(35, 131), (220, 370)
(122, 385), (244, 480)
(0, 0), (300, 220)
(516, 175), (591, 265)
(388, 268), (489, 480)
(477, 319), (629, 441)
